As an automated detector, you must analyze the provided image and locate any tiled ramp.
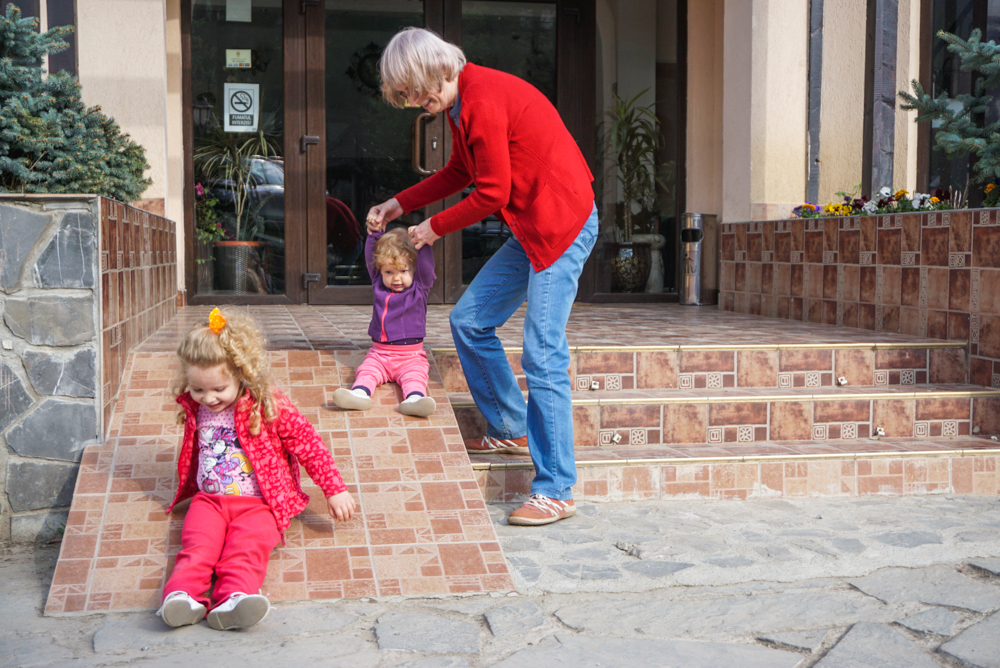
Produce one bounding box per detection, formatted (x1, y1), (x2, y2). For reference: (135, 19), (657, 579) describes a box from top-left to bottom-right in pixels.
(45, 306), (512, 615)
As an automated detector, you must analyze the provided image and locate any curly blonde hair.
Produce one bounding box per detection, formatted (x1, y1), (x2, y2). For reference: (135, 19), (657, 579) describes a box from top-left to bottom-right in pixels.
(380, 27), (466, 109)
(373, 228), (418, 273)
(173, 308), (275, 435)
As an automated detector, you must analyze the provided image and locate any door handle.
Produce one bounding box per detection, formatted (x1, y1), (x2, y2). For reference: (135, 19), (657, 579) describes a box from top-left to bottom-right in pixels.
(411, 112), (437, 176)
(300, 135), (320, 153)
(302, 273), (320, 289)
(301, 0), (320, 13)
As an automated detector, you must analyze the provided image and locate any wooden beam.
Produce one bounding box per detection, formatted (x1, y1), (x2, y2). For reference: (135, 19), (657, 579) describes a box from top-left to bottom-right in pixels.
(862, 0), (898, 196)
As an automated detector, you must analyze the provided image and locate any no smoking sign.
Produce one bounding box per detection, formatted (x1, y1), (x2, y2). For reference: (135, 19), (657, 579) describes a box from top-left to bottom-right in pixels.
(223, 83), (259, 133)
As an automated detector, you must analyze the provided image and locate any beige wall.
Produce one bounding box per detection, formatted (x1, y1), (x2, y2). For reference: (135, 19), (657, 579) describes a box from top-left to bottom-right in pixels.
(722, 0), (752, 223)
(749, 0), (809, 221)
(817, 0), (921, 205)
(74, 0), (185, 293)
(817, 0), (866, 205)
(686, 0), (724, 218)
(76, 1), (170, 206)
(897, 0), (921, 194)
(165, 0), (185, 291)
(689, 0), (923, 222)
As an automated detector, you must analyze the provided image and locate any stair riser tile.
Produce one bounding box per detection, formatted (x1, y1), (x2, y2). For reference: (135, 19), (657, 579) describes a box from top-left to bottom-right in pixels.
(434, 346), (966, 394)
(455, 397), (983, 446)
(477, 454), (1000, 502)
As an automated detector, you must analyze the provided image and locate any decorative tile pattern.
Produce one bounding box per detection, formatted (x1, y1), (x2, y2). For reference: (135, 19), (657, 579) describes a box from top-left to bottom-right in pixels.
(480, 443), (1000, 503)
(720, 209), (1000, 390)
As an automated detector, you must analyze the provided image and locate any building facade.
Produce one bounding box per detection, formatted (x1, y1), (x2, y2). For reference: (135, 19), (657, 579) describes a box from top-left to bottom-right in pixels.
(6, 0), (975, 305)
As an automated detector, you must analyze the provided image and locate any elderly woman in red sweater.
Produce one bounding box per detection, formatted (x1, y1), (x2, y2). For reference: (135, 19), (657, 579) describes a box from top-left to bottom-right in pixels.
(366, 27), (598, 526)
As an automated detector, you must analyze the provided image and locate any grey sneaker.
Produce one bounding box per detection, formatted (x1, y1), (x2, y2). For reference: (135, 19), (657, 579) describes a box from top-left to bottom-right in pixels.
(157, 591), (206, 628)
(399, 395), (436, 417)
(333, 387), (373, 411)
(206, 592), (270, 630)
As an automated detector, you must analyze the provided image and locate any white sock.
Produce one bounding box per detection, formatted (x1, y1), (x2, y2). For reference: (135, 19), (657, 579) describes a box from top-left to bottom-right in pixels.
(351, 388), (369, 398)
(401, 395), (424, 403)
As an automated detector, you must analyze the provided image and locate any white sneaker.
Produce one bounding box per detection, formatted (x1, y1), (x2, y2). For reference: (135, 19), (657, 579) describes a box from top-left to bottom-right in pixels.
(333, 387), (372, 411)
(399, 395), (435, 417)
(157, 591), (206, 628)
(206, 592), (270, 630)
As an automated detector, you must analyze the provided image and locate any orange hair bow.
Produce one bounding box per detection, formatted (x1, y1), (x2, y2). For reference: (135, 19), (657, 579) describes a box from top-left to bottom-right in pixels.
(208, 308), (226, 334)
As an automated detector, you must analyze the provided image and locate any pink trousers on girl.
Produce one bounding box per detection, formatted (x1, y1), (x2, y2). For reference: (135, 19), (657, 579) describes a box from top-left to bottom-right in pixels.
(163, 493), (280, 610)
(353, 342), (429, 398)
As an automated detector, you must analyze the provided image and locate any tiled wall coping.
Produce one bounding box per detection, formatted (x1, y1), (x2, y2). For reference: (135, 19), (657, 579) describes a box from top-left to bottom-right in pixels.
(719, 208), (1000, 388)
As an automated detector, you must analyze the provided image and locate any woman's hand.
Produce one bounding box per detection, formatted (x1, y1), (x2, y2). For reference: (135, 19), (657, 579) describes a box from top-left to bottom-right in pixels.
(408, 219), (441, 249)
(326, 491), (356, 521)
(366, 198), (403, 234)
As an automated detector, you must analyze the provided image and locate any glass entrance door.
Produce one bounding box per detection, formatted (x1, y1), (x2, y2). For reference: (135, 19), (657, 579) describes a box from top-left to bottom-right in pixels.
(304, 0), (445, 304)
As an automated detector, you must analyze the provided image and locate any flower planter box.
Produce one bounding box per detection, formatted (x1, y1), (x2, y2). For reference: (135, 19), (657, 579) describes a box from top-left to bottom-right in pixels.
(719, 209), (1000, 387)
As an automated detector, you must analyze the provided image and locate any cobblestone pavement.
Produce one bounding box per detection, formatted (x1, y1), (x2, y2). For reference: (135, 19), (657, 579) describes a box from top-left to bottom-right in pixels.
(4, 495), (1000, 667)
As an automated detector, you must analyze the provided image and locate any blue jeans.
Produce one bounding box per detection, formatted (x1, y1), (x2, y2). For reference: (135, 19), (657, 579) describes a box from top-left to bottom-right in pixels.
(450, 204), (598, 500)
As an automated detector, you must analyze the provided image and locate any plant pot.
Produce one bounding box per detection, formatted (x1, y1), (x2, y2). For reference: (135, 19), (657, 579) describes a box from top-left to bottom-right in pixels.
(212, 241), (267, 294)
(608, 241), (652, 293)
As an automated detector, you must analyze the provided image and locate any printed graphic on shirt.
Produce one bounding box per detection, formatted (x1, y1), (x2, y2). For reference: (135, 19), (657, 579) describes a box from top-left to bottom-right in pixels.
(195, 408), (262, 497)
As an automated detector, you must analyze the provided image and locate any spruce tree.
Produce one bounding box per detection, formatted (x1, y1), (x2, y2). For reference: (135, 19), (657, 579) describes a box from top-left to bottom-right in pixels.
(0, 4), (150, 201)
(900, 28), (1000, 187)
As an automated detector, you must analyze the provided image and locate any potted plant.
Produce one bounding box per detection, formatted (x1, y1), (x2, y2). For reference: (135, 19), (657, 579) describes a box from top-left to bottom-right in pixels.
(604, 90), (669, 292)
(193, 118), (280, 293)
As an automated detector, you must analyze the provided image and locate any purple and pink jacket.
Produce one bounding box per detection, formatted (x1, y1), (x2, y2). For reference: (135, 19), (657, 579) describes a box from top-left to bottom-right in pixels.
(366, 230), (435, 343)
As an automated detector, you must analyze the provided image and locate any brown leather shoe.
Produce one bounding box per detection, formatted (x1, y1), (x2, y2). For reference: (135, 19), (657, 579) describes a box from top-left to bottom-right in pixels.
(507, 494), (576, 526)
(464, 434), (530, 455)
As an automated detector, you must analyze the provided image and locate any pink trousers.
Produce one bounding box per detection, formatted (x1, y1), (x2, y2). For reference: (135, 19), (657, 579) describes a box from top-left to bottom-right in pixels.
(353, 341), (429, 398)
(162, 493), (281, 610)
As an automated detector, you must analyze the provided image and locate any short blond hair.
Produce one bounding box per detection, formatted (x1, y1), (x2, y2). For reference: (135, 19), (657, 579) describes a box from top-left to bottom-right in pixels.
(373, 228), (418, 273)
(380, 27), (466, 109)
(173, 308), (276, 435)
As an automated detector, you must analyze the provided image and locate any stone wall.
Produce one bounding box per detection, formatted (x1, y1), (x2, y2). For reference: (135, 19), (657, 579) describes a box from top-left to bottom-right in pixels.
(0, 196), (176, 543)
(718, 209), (1000, 387)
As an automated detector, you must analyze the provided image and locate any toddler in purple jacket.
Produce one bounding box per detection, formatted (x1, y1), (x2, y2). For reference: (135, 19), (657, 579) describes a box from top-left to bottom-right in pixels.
(333, 228), (437, 417)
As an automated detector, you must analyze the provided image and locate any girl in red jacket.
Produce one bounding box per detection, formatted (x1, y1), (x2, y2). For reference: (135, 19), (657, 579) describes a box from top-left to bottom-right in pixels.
(158, 308), (355, 630)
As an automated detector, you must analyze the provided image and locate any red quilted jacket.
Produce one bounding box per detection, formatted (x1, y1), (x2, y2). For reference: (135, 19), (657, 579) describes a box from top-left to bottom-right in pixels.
(167, 389), (347, 533)
(394, 63), (594, 272)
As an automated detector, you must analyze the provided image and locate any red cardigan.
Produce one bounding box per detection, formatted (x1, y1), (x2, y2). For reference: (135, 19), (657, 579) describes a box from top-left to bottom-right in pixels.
(394, 63), (594, 272)
(167, 390), (348, 533)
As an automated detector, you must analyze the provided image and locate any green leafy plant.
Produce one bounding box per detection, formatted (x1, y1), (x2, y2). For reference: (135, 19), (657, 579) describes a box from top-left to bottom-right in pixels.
(900, 29), (1000, 192)
(604, 90), (669, 242)
(0, 4), (150, 201)
(193, 117), (280, 241)
(193, 182), (227, 263)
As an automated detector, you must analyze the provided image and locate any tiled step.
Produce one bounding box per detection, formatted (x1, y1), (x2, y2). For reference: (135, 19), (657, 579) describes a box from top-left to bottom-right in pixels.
(432, 342), (969, 395)
(471, 437), (1000, 503)
(450, 384), (1000, 448)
